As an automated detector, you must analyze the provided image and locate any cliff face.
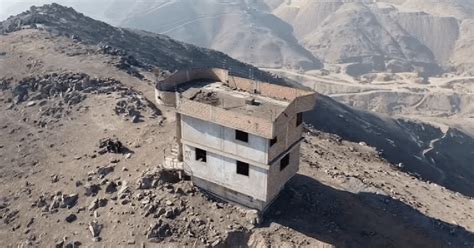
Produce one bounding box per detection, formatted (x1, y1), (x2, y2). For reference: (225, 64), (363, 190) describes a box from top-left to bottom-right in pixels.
(394, 12), (460, 65)
(452, 19), (474, 73)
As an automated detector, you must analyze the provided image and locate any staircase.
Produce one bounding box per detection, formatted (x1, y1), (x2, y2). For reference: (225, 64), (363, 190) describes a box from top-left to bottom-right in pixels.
(162, 143), (184, 171)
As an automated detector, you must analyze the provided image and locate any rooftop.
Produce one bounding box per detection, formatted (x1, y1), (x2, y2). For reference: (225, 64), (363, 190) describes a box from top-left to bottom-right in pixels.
(179, 81), (289, 121)
(155, 68), (316, 138)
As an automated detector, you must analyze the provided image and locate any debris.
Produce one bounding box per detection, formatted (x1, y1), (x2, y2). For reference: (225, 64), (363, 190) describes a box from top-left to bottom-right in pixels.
(65, 214), (77, 223)
(84, 183), (101, 196)
(97, 165), (115, 177)
(89, 220), (102, 238)
(147, 220), (172, 241)
(98, 138), (125, 154)
(105, 181), (117, 193)
(88, 198), (108, 211)
(51, 174), (59, 183)
(191, 90), (220, 106)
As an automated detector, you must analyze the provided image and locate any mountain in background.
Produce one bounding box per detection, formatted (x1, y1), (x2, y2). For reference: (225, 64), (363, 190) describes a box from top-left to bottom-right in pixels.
(1, 0), (473, 76)
(110, 0), (322, 70)
(103, 0), (473, 76)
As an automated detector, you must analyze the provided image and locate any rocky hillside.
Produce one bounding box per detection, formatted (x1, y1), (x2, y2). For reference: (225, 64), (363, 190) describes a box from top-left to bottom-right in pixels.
(306, 94), (474, 197)
(0, 4), (473, 247)
(0, 3), (282, 83)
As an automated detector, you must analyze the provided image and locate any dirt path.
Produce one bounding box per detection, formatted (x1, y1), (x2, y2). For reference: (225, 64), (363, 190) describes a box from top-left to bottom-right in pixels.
(421, 130), (449, 182)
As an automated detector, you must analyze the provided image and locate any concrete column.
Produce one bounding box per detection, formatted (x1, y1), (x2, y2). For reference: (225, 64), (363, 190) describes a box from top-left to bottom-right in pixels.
(176, 113), (183, 162)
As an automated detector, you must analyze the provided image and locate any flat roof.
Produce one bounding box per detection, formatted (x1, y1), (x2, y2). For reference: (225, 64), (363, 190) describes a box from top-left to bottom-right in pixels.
(179, 81), (289, 121)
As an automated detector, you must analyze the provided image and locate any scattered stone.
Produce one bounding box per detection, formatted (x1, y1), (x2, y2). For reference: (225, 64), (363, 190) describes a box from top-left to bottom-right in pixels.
(136, 173), (159, 190)
(0, 199), (8, 209)
(26, 218), (34, 228)
(65, 214), (77, 223)
(84, 183), (101, 196)
(88, 198), (108, 211)
(64, 241), (81, 248)
(51, 174), (59, 183)
(97, 165), (114, 177)
(89, 220), (102, 238)
(62, 194), (79, 208)
(105, 181), (118, 193)
(147, 220), (172, 241)
(98, 138), (125, 154)
(211, 238), (221, 247)
(48, 193), (78, 211)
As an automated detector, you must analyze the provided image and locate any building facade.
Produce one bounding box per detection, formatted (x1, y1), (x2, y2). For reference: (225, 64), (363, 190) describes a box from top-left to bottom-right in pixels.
(156, 68), (316, 211)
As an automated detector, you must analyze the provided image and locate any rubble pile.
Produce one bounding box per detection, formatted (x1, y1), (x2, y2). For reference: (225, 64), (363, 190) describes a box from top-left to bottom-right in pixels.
(80, 165), (255, 246)
(114, 94), (154, 123)
(31, 192), (79, 213)
(114, 89), (160, 122)
(3, 73), (159, 127)
(11, 73), (118, 105)
(98, 138), (125, 154)
(191, 90), (220, 106)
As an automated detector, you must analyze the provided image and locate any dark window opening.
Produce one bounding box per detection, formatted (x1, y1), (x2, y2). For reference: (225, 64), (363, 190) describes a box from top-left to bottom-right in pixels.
(270, 136), (278, 147)
(195, 148), (207, 163)
(236, 161), (249, 176)
(235, 130), (249, 142)
(280, 154), (290, 171)
(296, 112), (303, 126)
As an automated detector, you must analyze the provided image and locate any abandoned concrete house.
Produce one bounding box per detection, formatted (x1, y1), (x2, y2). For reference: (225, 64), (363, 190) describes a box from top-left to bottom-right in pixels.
(155, 68), (316, 211)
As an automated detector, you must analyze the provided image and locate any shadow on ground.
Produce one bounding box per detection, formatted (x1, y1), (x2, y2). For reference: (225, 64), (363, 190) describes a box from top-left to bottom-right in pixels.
(262, 174), (474, 248)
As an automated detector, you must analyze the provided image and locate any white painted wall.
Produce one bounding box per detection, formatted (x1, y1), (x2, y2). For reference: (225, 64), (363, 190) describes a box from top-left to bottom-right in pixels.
(183, 144), (268, 201)
(181, 115), (269, 164)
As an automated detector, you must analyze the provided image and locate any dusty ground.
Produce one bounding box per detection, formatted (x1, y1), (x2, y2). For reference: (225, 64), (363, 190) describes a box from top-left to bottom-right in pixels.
(0, 28), (473, 248)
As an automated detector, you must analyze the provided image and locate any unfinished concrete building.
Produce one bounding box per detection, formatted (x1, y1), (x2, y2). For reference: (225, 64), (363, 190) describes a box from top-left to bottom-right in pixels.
(155, 68), (316, 211)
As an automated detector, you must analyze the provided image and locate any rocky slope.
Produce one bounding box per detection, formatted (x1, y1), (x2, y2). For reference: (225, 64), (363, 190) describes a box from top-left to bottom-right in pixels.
(110, 0), (322, 70)
(0, 3), (282, 83)
(306, 93), (474, 197)
(0, 4), (473, 247)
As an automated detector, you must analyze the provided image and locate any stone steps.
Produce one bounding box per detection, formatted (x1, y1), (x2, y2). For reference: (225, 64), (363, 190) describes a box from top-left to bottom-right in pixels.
(162, 143), (183, 171)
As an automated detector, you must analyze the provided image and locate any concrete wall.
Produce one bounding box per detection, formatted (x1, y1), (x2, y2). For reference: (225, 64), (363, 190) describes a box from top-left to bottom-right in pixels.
(178, 98), (274, 139)
(266, 143), (301, 203)
(268, 100), (304, 161)
(192, 177), (265, 210)
(155, 68), (317, 110)
(183, 144), (268, 201)
(181, 115), (269, 164)
(155, 68), (228, 106)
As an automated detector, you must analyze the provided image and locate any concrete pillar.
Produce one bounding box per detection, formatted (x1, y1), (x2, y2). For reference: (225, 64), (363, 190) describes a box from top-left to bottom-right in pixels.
(176, 113), (183, 162)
